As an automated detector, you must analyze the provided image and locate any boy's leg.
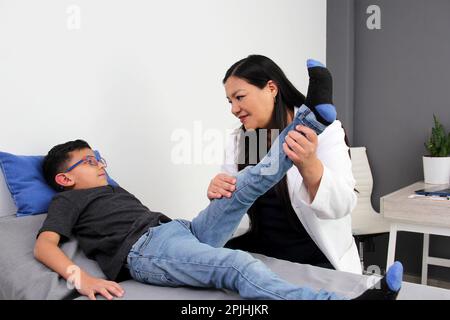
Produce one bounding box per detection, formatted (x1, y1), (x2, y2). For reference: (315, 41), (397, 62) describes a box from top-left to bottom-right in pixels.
(191, 105), (327, 248)
(127, 220), (344, 300)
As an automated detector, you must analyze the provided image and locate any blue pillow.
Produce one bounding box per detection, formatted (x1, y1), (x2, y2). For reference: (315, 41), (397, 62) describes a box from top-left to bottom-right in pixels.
(0, 150), (118, 217)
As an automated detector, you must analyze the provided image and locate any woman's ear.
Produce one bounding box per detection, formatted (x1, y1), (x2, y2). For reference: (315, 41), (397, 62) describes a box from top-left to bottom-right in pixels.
(55, 173), (75, 189)
(266, 80), (279, 99)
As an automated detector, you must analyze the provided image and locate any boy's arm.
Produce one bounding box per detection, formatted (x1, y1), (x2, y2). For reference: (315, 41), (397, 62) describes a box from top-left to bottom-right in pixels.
(34, 231), (124, 300)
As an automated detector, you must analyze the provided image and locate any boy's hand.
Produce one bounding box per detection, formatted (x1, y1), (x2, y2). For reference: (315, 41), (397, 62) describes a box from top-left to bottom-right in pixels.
(34, 232), (124, 300)
(77, 272), (125, 300)
(207, 173), (236, 200)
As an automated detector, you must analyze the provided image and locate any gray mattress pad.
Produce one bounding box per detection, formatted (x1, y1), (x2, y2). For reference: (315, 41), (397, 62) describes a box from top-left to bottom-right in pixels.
(1, 214), (449, 300)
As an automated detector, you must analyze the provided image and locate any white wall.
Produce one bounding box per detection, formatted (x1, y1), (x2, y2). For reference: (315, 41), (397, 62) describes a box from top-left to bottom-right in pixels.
(0, 0), (326, 219)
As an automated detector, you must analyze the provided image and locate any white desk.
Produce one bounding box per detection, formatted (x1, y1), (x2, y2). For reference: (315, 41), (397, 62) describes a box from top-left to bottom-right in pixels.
(381, 182), (450, 285)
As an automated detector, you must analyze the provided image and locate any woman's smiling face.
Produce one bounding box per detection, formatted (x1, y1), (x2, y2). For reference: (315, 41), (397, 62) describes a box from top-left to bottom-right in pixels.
(224, 76), (278, 130)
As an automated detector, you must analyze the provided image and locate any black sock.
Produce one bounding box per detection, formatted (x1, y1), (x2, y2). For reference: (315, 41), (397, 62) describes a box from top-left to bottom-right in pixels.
(353, 276), (400, 300)
(304, 59), (336, 126)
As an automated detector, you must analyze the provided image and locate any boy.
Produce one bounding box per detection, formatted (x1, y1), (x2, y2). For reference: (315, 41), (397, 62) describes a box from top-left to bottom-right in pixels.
(35, 62), (403, 300)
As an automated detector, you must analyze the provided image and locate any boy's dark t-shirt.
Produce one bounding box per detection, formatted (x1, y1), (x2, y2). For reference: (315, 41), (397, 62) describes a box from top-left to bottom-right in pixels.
(38, 185), (171, 280)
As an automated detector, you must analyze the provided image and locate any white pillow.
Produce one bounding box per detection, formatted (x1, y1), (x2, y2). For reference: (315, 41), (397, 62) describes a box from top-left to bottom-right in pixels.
(0, 170), (17, 217)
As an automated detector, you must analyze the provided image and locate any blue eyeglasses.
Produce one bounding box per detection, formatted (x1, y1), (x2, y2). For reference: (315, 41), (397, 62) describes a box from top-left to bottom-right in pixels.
(65, 155), (107, 173)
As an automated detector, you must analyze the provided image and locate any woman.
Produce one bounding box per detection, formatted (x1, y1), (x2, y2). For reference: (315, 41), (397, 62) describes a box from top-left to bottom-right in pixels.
(207, 55), (361, 274)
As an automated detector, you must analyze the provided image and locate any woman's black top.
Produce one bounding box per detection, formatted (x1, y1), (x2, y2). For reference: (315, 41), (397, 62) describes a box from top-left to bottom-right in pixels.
(225, 182), (333, 269)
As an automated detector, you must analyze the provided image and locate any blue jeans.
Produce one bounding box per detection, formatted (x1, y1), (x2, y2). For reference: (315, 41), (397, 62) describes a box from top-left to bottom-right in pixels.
(127, 105), (345, 300)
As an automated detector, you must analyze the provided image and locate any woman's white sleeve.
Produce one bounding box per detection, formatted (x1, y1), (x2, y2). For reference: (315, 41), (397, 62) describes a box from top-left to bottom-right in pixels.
(221, 130), (250, 236)
(220, 131), (239, 176)
(294, 123), (357, 220)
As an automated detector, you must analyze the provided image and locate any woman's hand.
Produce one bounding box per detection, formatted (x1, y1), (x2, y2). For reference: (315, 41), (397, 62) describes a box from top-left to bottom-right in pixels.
(282, 125), (319, 168)
(282, 125), (324, 200)
(207, 173), (236, 200)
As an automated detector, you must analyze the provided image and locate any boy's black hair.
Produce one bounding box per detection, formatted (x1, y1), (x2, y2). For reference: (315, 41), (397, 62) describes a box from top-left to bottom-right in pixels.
(42, 139), (91, 191)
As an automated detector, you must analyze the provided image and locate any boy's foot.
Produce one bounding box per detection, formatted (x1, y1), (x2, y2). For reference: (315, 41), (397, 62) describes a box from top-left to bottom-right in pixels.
(304, 59), (336, 126)
(353, 261), (403, 300)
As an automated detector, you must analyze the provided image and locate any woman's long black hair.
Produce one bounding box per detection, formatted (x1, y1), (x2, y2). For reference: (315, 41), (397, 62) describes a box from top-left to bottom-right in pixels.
(223, 55), (352, 233)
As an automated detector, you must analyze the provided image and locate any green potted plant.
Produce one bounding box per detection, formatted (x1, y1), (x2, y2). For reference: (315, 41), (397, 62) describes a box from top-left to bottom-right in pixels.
(423, 114), (450, 184)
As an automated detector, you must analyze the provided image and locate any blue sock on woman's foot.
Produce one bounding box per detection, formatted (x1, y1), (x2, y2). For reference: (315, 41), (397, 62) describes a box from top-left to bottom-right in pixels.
(304, 59), (337, 126)
(353, 261), (403, 300)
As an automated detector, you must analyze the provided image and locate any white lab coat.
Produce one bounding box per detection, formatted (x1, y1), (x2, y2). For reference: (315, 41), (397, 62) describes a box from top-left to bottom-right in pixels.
(221, 108), (362, 274)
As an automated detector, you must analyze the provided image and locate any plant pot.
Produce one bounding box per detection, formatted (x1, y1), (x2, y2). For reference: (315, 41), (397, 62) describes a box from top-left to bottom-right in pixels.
(423, 156), (450, 185)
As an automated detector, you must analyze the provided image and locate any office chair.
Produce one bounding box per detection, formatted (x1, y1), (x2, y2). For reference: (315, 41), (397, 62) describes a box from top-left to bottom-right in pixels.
(350, 147), (391, 273)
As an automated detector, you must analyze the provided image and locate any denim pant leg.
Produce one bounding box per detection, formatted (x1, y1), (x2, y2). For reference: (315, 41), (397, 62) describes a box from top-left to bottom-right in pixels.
(127, 220), (345, 300)
(190, 105), (327, 248)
